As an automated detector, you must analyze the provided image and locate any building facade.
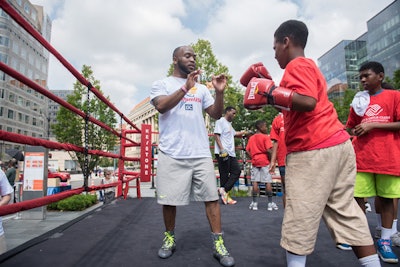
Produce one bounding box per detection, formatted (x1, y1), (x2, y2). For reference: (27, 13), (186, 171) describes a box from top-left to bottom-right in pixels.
(318, 1), (400, 97)
(0, 0), (51, 159)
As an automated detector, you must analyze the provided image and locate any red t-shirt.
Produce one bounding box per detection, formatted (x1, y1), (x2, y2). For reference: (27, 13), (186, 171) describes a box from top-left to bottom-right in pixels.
(280, 57), (348, 153)
(346, 89), (400, 176)
(246, 133), (273, 167)
(269, 113), (286, 166)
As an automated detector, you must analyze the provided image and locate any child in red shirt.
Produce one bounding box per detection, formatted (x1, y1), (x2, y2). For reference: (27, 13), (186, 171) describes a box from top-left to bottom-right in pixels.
(246, 120), (275, 211)
(241, 20), (379, 267)
(346, 61), (400, 263)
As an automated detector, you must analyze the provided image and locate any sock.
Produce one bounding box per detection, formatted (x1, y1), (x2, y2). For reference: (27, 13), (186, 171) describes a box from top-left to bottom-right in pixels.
(211, 232), (223, 241)
(286, 251), (306, 267)
(266, 191), (273, 203)
(358, 254), (381, 267)
(252, 193), (258, 203)
(392, 219), (398, 235)
(376, 214), (382, 230)
(381, 227), (392, 240)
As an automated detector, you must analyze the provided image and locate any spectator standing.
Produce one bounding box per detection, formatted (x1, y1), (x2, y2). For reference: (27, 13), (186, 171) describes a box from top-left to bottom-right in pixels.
(5, 160), (16, 187)
(246, 120), (276, 211)
(269, 111), (287, 207)
(346, 61), (400, 263)
(214, 106), (246, 205)
(102, 170), (116, 204)
(0, 169), (13, 254)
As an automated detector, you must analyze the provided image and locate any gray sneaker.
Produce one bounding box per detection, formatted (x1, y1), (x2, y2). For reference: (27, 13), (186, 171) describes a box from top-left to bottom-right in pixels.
(212, 234), (235, 267)
(391, 232), (400, 247)
(375, 228), (381, 239)
(158, 231), (176, 259)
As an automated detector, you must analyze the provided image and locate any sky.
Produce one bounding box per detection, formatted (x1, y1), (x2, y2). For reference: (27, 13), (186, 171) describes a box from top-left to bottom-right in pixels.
(31, 0), (394, 116)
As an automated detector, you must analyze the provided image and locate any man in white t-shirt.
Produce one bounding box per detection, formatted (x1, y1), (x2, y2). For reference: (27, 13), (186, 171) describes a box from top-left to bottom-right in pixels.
(214, 106), (246, 205)
(150, 45), (234, 267)
(0, 169), (13, 254)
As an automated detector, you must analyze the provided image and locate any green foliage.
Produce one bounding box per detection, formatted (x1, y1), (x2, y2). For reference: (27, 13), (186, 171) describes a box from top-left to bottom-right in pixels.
(385, 69), (400, 89)
(47, 194), (98, 211)
(52, 65), (118, 174)
(230, 189), (250, 197)
(331, 89), (356, 124)
(165, 39), (279, 154)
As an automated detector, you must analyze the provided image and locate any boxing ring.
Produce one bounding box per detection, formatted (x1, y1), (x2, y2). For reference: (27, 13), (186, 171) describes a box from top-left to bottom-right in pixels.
(0, 0), (150, 217)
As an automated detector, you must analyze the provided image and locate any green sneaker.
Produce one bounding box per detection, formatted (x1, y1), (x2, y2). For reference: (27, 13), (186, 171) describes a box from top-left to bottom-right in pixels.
(213, 234), (235, 267)
(158, 231), (176, 259)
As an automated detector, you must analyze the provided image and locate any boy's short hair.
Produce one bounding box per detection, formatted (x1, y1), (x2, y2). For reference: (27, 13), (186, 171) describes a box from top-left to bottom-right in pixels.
(224, 106), (236, 113)
(255, 120), (266, 130)
(274, 20), (308, 49)
(359, 61), (385, 74)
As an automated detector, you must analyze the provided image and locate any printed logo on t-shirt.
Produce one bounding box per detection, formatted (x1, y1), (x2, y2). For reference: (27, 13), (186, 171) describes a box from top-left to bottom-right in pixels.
(365, 104), (383, 117)
(185, 104), (193, 110)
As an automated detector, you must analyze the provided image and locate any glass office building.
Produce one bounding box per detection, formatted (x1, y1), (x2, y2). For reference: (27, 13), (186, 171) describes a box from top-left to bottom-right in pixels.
(318, 40), (352, 98)
(318, 1), (400, 97)
(367, 0), (400, 79)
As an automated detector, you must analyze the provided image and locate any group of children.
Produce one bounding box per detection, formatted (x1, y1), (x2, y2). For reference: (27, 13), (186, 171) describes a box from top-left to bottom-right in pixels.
(217, 20), (400, 267)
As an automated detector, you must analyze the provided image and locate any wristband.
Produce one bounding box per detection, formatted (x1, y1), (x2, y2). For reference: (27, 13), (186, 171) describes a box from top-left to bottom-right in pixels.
(180, 85), (188, 93)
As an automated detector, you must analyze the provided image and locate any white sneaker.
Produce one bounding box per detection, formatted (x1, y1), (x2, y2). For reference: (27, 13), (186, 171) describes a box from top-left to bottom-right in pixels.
(267, 202), (273, 211)
(249, 201), (258, 210)
(270, 202), (278, 210)
(365, 202), (372, 212)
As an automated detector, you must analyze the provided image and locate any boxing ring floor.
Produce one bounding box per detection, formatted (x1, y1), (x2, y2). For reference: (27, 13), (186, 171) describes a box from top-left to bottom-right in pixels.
(0, 197), (398, 267)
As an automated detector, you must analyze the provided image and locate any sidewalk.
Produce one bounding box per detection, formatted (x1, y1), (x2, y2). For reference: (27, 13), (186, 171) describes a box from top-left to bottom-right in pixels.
(2, 182), (156, 253)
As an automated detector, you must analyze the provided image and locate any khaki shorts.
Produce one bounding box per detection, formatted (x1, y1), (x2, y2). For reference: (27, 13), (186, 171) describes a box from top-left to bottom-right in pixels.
(281, 141), (373, 255)
(250, 166), (272, 183)
(156, 151), (219, 205)
(354, 172), (400, 198)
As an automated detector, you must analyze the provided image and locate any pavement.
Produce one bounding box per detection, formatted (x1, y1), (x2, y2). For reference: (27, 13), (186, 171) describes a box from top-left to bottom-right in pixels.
(0, 183), (399, 266)
(2, 181), (157, 252)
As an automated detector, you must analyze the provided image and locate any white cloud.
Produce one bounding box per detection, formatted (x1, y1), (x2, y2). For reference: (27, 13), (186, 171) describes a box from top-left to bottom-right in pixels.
(32, 0), (393, 116)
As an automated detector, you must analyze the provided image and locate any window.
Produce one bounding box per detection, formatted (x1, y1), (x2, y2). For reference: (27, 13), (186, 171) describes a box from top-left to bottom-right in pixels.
(25, 115), (29, 123)
(24, 3), (30, 14)
(32, 117), (37, 126)
(7, 109), (14, 119)
(8, 92), (15, 102)
(0, 36), (9, 47)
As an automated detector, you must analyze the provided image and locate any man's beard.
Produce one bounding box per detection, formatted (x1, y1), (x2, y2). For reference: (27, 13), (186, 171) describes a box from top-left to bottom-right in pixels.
(177, 61), (192, 76)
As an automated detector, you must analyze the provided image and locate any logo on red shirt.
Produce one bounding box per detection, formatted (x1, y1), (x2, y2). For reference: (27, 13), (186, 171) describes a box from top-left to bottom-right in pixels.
(365, 104), (383, 117)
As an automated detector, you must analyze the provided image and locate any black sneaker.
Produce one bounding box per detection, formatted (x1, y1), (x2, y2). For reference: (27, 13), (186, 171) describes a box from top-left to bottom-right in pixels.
(213, 234), (235, 267)
(158, 231), (176, 259)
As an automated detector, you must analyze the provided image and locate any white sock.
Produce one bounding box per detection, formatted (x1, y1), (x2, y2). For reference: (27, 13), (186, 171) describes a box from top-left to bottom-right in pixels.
(286, 251), (306, 267)
(358, 254), (381, 267)
(392, 219), (398, 235)
(381, 227), (392, 240)
(376, 214), (382, 230)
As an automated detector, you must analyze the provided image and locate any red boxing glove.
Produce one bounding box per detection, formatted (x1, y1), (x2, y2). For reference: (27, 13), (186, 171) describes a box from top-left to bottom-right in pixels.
(243, 78), (294, 110)
(240, 62), (272, 86)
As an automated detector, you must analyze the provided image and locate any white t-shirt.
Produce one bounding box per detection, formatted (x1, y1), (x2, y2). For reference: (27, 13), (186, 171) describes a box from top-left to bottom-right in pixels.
(0, 170), (13, 236)
(214, 117), (236, 157)
(150, 76), (214, 159)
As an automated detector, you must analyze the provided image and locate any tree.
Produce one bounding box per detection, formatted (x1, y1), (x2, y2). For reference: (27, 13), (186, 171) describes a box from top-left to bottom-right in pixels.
(168, 39), (276, 132)
(385, 69), (400, 89)
(52, 65), (117, 174)
(332, 89), (356, 124)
